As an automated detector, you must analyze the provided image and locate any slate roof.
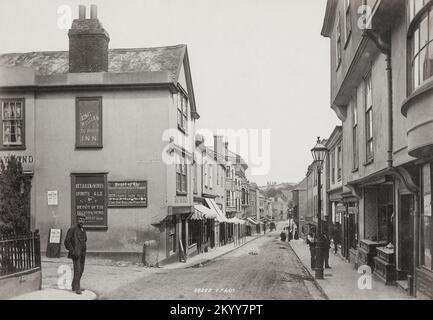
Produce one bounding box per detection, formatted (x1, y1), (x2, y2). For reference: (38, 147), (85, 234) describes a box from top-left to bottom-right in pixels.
(0, 45), (186, 82)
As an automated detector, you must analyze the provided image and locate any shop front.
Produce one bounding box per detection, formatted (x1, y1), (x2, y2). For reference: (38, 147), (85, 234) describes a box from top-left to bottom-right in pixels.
(416, 161), (433, 298)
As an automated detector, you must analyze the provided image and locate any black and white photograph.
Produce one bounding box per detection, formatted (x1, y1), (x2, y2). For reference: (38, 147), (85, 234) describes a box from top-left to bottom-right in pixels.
(0, 0), (432, 309)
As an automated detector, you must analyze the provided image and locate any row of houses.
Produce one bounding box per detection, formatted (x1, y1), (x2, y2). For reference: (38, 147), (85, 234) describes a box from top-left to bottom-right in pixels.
(294, 0), (433, 299)
(0, 5), (265, 266)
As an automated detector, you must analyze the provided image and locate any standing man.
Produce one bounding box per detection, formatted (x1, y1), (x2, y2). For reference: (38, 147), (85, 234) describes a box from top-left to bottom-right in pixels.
(64, 212), (87, 295)
(322, 232), (331, 269)
(332, 222), (341, 254)
(306, 232), (316, 269)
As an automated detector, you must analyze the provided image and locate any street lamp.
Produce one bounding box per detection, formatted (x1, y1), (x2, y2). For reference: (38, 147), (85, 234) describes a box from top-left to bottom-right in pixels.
(311, 136), (328, 280)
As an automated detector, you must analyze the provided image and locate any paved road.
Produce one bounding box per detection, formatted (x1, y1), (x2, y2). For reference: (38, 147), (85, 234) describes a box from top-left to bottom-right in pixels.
(101, 232), (327, 300)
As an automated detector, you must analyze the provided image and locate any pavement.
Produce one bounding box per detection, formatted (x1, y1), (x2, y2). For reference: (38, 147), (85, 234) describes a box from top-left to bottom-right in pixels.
(289, 238), (415, 300)
(9, 233), (265, 300)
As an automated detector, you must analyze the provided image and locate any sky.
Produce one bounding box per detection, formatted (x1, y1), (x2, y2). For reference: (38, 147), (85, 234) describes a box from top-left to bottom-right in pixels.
(0, 0), (340, 186)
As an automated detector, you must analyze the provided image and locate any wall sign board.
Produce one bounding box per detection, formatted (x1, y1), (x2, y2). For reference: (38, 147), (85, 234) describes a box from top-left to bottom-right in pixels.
(71, 173), (108, 230)
(47, 190), (58, 206)
(46, 228), (62, 258)
(76, 97), (103, 148)
(108, 181), (148, 208)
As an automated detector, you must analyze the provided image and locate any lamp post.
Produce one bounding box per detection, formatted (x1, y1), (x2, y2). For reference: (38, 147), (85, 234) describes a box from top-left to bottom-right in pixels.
(311, 136), (328, 280)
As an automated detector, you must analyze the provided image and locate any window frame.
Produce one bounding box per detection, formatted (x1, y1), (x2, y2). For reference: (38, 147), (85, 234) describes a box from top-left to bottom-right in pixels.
(337, 144), (342, 182)
(344, 0), (352, 49)
(336, 13), (342, 71)
(0, 98), (26, 150)
(177, 91), (189, 134)
(365, 73), (374, 162)
(407, 0), (433, 93)
(353, 98), (359, 171)
(176, 151), (188, 195)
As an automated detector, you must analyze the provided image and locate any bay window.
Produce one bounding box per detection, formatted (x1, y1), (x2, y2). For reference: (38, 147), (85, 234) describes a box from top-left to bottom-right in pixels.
(353, 99), (359, 170)
(408, 1), (433, 92)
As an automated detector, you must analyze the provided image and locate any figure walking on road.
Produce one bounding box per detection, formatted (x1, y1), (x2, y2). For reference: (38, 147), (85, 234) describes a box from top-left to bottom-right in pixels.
(64, 212), (87, 295)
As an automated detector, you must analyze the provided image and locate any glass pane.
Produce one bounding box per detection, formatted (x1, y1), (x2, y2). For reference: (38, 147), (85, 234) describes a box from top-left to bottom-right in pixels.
(420, 46), (427, 82)
(423, 216), (432, 269)
(421, 16), (429, 48)
(414, 55), (420, 89)
(410, 0), (415, 21)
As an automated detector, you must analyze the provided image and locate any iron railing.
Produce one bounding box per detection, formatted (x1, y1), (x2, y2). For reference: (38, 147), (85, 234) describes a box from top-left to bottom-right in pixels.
(0, 231), (41, 277)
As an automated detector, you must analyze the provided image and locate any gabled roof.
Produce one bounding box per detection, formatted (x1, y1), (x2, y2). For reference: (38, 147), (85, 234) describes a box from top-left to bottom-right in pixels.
(0, 44), (199, 118)
(0, 45), (185, 80)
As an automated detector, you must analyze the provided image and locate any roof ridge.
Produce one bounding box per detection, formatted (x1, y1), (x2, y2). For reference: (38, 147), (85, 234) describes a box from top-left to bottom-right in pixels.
(109, 44), (186, 52)
(0, 45), (187, 57)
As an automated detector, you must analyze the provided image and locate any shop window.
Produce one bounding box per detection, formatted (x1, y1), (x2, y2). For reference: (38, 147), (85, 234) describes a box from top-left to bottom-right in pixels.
(167, 216), (177, 254)
(408, 1), (433, 92)
(421, 163), (433, 270)
(1, 99), (25, 149)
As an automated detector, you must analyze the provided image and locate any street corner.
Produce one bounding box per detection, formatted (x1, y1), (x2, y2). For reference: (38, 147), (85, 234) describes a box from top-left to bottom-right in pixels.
(10, 288), (97, 300)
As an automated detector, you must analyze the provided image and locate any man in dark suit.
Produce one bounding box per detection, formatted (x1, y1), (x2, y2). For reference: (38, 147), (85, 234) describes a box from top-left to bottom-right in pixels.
(64, 212), (87, 295)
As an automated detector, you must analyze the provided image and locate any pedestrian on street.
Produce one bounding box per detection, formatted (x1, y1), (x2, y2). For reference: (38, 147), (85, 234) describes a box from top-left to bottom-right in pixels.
(332, 222), (341, 254)
(322, 233), (331, 269)
(293, 222), (299, 240)
(306, 232), (316, 269)
(64, 212), (87, 295)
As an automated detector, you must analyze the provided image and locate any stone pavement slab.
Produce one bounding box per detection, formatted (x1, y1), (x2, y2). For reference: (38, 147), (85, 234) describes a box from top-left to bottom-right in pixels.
(289, 239), (414, 300)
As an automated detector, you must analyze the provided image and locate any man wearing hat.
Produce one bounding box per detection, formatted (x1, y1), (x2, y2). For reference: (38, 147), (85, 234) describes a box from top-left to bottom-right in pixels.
(64, 212), (87, 294)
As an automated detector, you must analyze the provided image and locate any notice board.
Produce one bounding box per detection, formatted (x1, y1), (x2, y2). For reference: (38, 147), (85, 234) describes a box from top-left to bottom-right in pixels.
(71, 173), (108, 230)
(108, 181), (148, 208)
(46, 228), (62, 258)
(76, 97), (103, 148)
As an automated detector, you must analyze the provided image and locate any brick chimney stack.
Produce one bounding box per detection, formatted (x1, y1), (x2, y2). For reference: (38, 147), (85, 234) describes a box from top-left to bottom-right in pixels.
(68, 5), (110, 73)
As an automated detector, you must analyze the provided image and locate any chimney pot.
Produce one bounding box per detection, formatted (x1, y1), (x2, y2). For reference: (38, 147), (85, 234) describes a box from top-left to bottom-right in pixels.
(90, 4), (98, 19)
(78, 5), (86, 20)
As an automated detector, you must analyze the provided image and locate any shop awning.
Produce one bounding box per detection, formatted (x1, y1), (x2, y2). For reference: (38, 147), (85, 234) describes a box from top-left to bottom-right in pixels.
(227, 217), (246, 225)
(246, 217), (260, 225)
(204, 198), (229, 223)
(194, 204), (217, 220)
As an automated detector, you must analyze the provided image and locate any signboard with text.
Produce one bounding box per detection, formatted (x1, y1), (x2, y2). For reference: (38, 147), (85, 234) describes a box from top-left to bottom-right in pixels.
(72, 173), (107, 230)
(76, 97), (103, 148)
(108, 181), (148, 208)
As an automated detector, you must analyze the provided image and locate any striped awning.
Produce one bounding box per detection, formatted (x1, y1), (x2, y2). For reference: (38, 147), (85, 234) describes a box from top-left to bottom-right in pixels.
(193, 204), (218, 220)
(246, 217), (260, 225)
(204, 199), (229, 223)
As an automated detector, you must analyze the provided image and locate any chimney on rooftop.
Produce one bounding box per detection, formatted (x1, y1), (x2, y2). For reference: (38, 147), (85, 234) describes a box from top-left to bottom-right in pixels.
(68, 5), (110, 73)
